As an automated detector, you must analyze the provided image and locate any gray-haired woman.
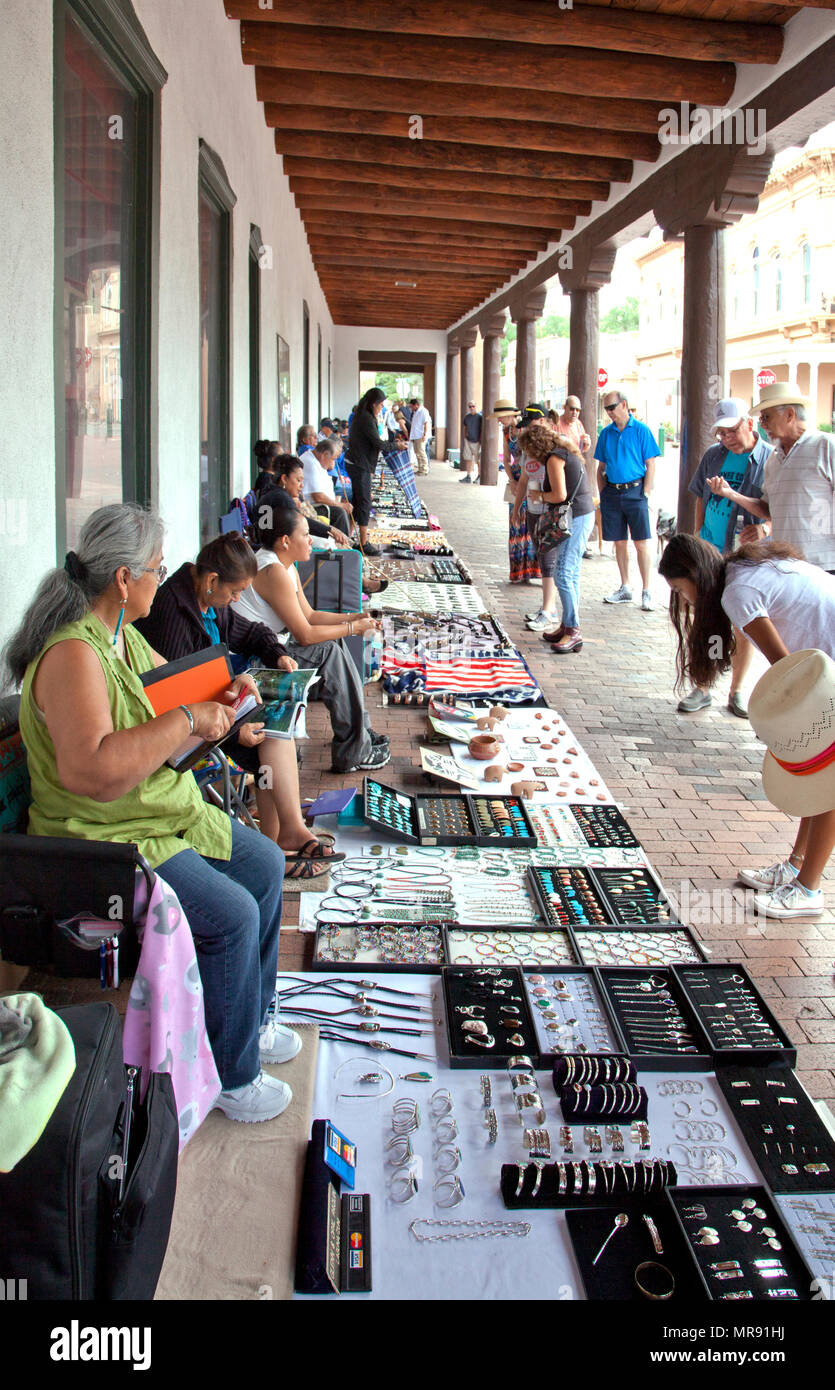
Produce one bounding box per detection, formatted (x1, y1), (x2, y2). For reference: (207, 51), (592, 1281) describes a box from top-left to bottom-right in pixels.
(3, 503), (297, 1125)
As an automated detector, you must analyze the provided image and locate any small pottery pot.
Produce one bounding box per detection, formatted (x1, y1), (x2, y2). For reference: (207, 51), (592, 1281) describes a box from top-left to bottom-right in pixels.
(469, 734), (500, 761)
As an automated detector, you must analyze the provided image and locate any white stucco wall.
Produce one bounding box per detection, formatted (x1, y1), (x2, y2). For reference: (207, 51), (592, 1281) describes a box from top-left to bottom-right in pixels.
(332, 325), (448, 424)
(0, 0), (336, 655)
(0, 1), (57, 655)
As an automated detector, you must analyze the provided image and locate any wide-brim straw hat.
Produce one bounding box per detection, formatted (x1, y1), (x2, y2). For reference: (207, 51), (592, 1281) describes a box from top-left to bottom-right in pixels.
(748, 649), (835, 817)
(751, 382), (811, 414)
(491, 398), (519, 418)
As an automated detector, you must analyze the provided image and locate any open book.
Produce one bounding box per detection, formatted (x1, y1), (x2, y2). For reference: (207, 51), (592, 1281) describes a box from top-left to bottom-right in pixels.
(246, 668), (320, 740)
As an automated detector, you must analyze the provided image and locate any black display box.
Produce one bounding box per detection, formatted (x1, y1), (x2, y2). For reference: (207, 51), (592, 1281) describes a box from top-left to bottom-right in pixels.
(666, 1184), (816, 1301)
(716, 1066), (835, 1194)
(441, 964), (540, 1068)
(569, 803), (641, 851)
(595, 966), (713, 1072)
(589, 864), (682, 927)
(363, 777), (537, 848)
(566, 1197), (708, 1303)
(673, 963), (797, 1068)
(311, 922), (446, 974)
(444, 925), (580, 968)
(500, 1158), (678, 1209)
(526, 864), (614, 928)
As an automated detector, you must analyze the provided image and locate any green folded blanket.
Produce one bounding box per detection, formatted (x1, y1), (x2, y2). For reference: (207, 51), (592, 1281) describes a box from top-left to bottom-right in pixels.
(0, 993), (76, 1171)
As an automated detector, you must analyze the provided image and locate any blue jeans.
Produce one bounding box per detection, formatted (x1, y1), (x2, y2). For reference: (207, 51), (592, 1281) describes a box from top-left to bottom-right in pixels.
(555, 510), (595, 628)
(157, 820), (284, 1090)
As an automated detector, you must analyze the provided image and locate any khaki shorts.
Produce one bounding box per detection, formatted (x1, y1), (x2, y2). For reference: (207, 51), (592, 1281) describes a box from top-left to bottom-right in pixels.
(462, 439), (481, 465)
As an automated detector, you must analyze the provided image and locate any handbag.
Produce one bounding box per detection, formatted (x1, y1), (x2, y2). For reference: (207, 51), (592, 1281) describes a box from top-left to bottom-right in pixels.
(534, 456), (586, 549)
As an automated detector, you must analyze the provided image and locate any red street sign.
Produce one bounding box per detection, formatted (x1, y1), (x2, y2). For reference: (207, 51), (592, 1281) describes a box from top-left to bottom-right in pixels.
(756, 369), (776, 389)
(598, 368), (609, 388)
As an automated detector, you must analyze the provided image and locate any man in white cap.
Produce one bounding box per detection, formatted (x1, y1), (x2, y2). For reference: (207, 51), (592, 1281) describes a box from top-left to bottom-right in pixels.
(677, 398), (771, 718)
(708, 383), (835, 573)
(460, 400), (483, 483)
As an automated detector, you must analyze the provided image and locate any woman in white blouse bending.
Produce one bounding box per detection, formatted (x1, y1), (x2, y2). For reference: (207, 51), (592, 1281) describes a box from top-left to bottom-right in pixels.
(658, 534), (835, 920)
(232, 498), (389, 775)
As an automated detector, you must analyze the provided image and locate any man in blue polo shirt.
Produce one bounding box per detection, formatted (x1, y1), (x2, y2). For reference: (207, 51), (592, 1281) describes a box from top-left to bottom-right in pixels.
(595, 388), (660, 610)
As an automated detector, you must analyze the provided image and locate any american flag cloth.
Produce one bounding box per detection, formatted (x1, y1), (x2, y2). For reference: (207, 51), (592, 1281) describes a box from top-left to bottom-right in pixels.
(383, 449), (423, 518)
(422, 656), (539, 697)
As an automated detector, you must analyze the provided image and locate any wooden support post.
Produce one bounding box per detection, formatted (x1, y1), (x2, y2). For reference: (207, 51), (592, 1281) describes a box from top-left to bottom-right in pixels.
(678, 225), (726, 536)
(480, 313), (508, 487)
(446, 342), (461, 455)
(511, 288), (548, 409)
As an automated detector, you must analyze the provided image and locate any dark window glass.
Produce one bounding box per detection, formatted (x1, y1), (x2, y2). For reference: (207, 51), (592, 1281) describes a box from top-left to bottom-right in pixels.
(303, 301), (310, 423)
(199, 187), (230, 544)
(62, 12), (143, 548)
(277, 334), (291, 453)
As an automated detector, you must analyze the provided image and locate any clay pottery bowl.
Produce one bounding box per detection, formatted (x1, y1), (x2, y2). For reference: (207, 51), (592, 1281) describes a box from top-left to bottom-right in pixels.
(469, 734), (500, 761)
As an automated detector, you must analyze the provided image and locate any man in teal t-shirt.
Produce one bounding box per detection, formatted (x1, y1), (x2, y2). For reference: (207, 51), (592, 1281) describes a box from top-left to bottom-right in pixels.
(680, 398), (771, 719)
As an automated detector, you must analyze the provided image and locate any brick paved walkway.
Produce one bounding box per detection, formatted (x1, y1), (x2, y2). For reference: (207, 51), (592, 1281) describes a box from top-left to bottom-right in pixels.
(285, 464), (835, 1109)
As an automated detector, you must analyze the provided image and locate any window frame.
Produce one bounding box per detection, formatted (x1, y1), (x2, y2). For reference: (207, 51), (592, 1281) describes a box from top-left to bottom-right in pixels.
(197, 139), (236, 545)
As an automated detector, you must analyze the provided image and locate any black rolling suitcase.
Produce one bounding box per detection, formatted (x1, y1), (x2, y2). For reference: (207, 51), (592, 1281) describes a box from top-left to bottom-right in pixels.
(0, 1000), (178, 1299)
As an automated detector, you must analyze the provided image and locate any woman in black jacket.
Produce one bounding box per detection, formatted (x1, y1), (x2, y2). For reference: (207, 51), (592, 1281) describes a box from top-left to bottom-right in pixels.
(346, 387), (403, 556)
(135, 533), (342, 884)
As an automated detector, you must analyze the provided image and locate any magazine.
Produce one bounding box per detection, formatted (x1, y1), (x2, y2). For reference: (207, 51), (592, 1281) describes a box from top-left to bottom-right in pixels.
(246, 668), (320, 740)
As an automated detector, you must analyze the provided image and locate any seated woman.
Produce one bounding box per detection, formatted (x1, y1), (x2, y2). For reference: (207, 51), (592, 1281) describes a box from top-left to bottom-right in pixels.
(658, 534), (835, 919)
(231, 503), (390, 775)
(2, 503), (298, 1124)
(135, 533), (342, 884)
(264, 455), (346, 546)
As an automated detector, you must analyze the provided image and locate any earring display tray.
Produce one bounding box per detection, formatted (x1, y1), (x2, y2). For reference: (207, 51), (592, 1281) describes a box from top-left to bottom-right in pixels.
(523, 967), (624, 1060)
(775, 1192), (835, 1294)
(311, 923), (445, 973)
(526, 865), (613, 928)
(716, 1066), (835, 1194)
(441, 964), (539, 1069)
(589, 865), (680, 927)
(570, 804), (642, 851)
(444, 927), (579, 967)
(500, 1158), (678, 1209)
(673, 964), (797, 1068)
(571, 927), (707, 968)
(668, 1184), (816, 1301)
(596, 968), (712, 1072)
(363, 778), (537, 848)
(566, 1199), (708, 1303)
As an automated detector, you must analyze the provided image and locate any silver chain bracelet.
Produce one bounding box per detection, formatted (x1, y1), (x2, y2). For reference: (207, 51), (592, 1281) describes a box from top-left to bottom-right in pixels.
(409, 1219), (531, 1242)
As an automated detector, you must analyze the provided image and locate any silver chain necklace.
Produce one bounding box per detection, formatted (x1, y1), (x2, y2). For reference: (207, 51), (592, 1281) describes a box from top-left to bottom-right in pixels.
(409, 1219), (531, 1242)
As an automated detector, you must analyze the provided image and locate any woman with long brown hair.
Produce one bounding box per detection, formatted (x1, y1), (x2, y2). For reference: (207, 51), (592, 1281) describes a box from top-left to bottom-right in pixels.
(658, 533), (835, 918)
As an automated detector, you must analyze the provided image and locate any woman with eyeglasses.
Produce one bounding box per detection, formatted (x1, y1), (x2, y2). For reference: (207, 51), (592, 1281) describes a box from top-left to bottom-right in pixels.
(3, 504), (298, 1124)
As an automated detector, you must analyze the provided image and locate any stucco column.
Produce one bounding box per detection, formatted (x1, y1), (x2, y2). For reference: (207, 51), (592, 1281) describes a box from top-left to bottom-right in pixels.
(678, 224), (726, 535)
(510, 287), (547, 409)
(446, 340), (461, 454)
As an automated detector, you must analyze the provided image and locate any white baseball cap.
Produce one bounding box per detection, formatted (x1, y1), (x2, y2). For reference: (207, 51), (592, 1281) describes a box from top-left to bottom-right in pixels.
(713, 398), (751, 430)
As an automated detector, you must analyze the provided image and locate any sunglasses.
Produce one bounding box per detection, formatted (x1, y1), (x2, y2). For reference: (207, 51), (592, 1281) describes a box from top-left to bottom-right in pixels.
(603, 402), (622, 413)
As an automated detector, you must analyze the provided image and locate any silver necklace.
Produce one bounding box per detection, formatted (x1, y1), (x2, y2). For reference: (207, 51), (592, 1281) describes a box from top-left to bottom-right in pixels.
(409, 1219), (531, 1242)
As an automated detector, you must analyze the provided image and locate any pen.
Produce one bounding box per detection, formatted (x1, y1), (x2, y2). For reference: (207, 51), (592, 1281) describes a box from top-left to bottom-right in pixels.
(99, 940), (107, 990)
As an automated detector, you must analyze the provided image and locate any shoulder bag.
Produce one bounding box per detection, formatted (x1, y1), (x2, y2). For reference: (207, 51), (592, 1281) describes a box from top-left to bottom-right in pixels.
(534, 455), (586, 549)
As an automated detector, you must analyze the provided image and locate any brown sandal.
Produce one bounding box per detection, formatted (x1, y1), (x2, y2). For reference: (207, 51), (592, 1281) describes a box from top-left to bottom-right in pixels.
(284, 837), (345, 863)
(282, 856), (331, 894)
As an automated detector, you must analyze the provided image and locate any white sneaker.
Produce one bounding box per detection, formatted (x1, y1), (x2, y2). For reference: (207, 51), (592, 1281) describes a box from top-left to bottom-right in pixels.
(213, 1071), (293, 1123)
(526, 612), (559, 631)
(259, 1019), (303, 1064)
(753, 882), (824, 918)
(641, 590), (654, 612)
(737, 860), (798, 892)
(604, 584), (632, 604)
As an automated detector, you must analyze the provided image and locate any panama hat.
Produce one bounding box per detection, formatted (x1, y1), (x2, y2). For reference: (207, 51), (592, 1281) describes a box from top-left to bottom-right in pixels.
(751, 382), (811, 415)
(748, 649), (835, 817)
(491, 397), (519, 418)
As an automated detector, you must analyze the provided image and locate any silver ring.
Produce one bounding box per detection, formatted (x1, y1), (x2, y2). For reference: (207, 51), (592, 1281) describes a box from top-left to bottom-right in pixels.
(436, 1144), (462, 1174)
(434, 1175), (466, 1208)
(430, 1088), (453, 1118)
(390, 1171), (418, 1203)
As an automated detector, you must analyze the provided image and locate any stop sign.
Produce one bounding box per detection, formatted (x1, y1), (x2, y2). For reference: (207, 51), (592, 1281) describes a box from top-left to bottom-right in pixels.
(598, 368), (609, 388)
(757, 368), (777, 389)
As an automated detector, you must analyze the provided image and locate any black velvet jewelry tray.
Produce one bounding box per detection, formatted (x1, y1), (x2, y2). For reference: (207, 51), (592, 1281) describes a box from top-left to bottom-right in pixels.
(362, 777), (537, 848)
(556, 1081), (649, 1125)
(500, 1158), (678, 1209)
(565, 1198), (708, 1302)
(441, 964), (540, 1068)
(673, 964), (797, 1068)
(667, 1183), (816, 1301)
(526, 864), (614, 928)
(523, 966), (626, 1061)
(444, 926), (580, 968)
(311, 923), (446, 974)
(589, 864), (682, 927)
(716, 1066), (835, 1194)
(595, 967), (713, 1072)
(569, 803), (641, 851)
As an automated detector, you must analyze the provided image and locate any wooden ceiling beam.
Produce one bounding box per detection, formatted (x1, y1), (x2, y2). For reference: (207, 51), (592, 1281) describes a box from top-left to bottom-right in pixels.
(284, 156), (608, 203)
(240, 21), (736, 105)
(314, 258), (520, 278)
(225, 1), (782, 66)
(277, 132), (628, 184)
(307, 230), (537, 254)
(296, 194), (575, 230)
(293, 183), (589, 219)
(300, 212), (551, 243)
(254, 69), (663, 134)
(308, 245), (530, 269)
(267, 105), (659, 164)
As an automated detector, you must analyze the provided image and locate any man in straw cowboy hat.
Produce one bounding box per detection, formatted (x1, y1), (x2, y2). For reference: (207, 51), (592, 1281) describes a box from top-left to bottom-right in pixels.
(658, 531), (835, 918)
(707, 382), (835, 574)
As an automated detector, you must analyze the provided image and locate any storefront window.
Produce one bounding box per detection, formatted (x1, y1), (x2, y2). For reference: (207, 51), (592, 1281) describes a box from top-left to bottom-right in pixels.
(198, 142), (234, 545)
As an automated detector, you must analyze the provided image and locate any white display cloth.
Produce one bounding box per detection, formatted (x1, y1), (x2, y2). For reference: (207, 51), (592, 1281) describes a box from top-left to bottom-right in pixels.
(286, 971), (762, 1302)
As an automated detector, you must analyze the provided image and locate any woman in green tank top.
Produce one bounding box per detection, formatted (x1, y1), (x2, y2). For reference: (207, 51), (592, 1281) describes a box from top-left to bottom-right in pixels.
(3, 504), (300, 1125)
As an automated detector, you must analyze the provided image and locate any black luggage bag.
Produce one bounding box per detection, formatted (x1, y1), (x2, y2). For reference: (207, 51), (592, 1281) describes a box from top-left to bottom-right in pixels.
(0, 1001), (178, 1299)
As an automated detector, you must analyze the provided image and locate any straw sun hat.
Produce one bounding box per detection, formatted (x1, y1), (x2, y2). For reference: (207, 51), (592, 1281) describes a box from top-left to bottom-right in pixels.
(748, 649), (835, 817)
